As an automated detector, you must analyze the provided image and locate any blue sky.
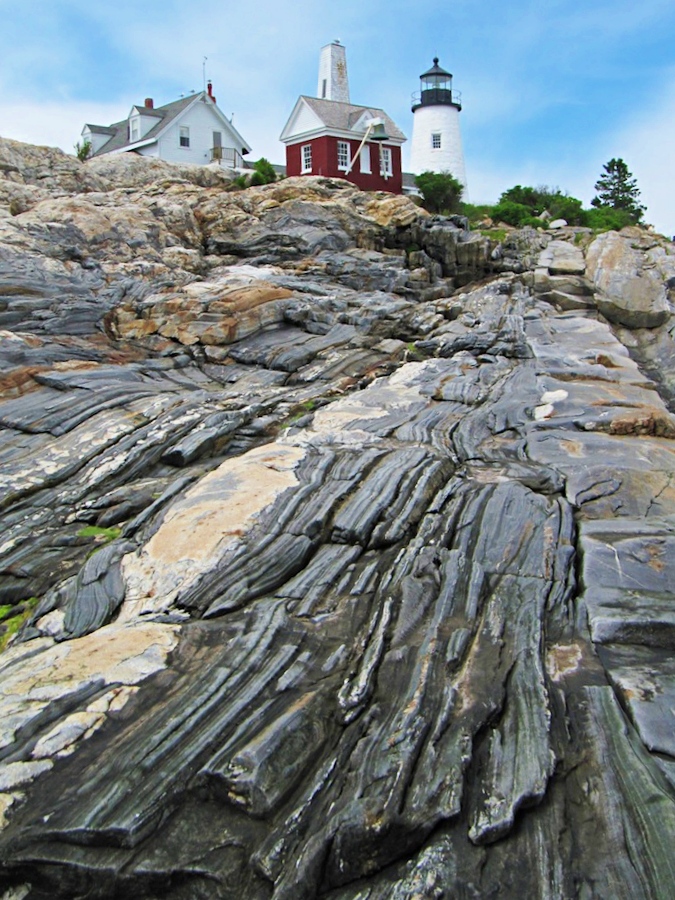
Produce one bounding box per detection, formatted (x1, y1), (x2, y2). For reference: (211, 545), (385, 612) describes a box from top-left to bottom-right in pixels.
(1, 0), (674, 235)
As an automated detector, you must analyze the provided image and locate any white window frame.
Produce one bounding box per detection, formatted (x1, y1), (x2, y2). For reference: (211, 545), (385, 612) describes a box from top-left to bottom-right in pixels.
(301, 143), (312, 173)
(129, 117), (140, 143)
(179, 126), (190, 148)
(337, 140), (350, 171)
(359, 144), (371, 174)
(379, 146), (393, 178)
(432, 132), (442, 149)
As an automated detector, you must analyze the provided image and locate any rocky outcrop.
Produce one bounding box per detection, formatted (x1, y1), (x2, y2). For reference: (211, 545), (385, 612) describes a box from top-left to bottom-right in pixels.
(0, 138), (674, 899)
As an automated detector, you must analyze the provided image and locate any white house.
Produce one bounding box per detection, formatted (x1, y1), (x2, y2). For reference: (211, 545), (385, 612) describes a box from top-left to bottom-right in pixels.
(81, 82), (251, 168)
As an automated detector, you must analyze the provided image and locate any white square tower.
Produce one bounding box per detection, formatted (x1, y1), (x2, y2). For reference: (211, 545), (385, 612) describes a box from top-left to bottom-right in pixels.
(317, 40), (350, 103)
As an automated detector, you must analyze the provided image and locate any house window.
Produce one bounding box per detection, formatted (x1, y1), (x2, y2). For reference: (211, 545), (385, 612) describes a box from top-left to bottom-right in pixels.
(337, 141), (350, 171)
(301, 144), (312, 173)
(322, 79), (327, 99)
(129, 118), (139, 142)
(359, 144), (371, 174)
(379, 146), (392, 178)
(179, 126), (190, 148)
(432, 133), (442, 149)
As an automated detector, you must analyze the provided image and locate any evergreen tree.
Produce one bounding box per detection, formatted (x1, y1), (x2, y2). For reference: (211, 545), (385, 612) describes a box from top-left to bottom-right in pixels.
(249, 158), (277, 186)
(591, 158), (645, 223)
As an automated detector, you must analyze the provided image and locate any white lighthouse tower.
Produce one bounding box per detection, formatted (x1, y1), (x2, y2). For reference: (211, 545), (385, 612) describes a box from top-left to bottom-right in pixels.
(409, 58), (467, 195)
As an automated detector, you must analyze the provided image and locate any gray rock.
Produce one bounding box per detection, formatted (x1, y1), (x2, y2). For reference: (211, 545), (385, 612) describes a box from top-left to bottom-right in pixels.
(537, 239), (586, 275)
(587, 231), (671, 327)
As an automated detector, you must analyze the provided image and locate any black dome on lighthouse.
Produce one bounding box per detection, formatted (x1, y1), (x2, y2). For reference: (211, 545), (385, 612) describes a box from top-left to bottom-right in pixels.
(412, 56), (461, 112)
(420, 57), (452, 79)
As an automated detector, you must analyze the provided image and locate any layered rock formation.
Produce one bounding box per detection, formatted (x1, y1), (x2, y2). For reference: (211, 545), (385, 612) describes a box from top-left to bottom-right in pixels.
(0, 137), (674, 899)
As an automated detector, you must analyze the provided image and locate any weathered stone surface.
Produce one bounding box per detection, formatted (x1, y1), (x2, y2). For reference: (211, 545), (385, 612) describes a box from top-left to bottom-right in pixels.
(0, 140), (674, 899)
(538, 238), (586, 275)
(587, 231), (671, 327)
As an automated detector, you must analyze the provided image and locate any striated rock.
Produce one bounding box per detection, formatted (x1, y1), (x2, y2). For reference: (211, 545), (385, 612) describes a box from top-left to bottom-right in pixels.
(0, 141), (674, 899)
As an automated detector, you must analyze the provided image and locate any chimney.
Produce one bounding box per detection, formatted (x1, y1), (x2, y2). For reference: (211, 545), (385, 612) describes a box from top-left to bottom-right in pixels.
(207, 80), (216, 104)
(144, 98), (154, 109)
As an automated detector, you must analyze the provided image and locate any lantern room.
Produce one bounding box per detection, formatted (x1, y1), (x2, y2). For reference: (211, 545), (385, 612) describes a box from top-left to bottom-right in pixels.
(412, 57), (461, 111)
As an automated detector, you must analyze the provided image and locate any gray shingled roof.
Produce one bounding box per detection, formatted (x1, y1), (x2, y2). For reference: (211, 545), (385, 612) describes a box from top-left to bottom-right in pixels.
(84, 124), (116, 135)
(131, 105), (165, 118)
(89, 93), (201, 156)
(299, 96), (406, 142)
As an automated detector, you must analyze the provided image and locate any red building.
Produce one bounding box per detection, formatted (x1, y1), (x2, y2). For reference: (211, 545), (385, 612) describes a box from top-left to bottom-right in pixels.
(279, 43), (406, 194)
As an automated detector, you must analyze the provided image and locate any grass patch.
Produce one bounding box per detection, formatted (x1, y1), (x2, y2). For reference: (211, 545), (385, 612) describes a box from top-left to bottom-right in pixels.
(0, 597), (40, 653)
(77, 525), (122, 542)
(288, 399), (318, 424)
(405, 342), (430, 362)
(479, 228), (508, 242)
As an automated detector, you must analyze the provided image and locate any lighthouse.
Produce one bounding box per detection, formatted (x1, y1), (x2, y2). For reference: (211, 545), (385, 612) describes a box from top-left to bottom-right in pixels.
(409, 58), (467, 195)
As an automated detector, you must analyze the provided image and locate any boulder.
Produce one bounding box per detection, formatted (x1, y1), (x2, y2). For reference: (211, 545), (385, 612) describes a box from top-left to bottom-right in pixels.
(586, 231), (671, 328)
(537, 239), (586, 275)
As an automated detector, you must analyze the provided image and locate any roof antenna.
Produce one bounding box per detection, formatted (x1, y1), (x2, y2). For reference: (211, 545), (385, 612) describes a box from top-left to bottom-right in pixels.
(202, 56), (208, 93)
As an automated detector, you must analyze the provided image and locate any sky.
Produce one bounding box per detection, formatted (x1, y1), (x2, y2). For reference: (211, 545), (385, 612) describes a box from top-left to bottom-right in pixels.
(1, 0), (674, 236)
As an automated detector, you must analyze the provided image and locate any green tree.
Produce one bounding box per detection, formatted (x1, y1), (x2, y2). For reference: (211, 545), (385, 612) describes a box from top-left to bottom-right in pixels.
(499, 185), (543, 211)
(548, 194), (586, 225)
(74, 139), (92, 162)
(415, 171), (464, 214)
(591, 158), (645, 223)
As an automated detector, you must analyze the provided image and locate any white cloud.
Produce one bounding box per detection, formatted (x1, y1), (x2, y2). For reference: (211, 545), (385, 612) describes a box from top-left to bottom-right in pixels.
(0, 100), (125, 155)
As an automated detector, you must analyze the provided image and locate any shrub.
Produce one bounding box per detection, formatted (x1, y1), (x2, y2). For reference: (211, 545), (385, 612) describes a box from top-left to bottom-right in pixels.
(252, 157), (277, 185)
(496, 185), (587, 226)
(491, 200), (540, 228)
(499, 185), (542, 210)
(74, 139), (92, 161)
(547, 194), (587, 225)
(585, 206), (635, 232)
(460, 202), (496, 224)
(415, 171), (464, 214)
